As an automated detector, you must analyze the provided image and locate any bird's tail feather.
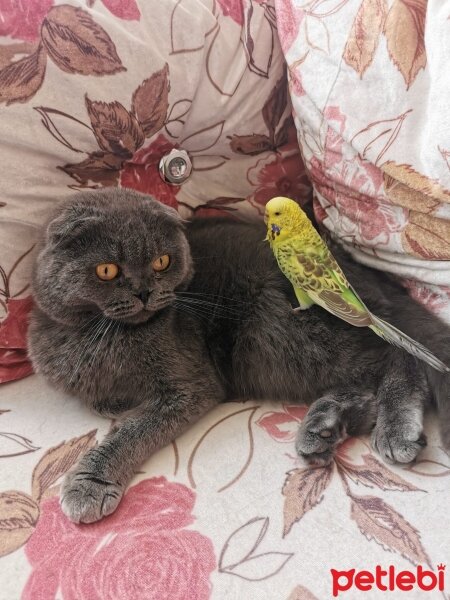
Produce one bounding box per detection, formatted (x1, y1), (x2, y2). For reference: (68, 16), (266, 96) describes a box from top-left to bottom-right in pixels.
(369, 314), (450, 373)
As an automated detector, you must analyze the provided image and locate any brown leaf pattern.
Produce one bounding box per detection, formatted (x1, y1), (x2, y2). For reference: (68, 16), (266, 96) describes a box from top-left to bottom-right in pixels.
(384, 0), (427, 88)
(0, 42), (38, 70)
(337, 454), (422, 492)
(0, 491), (39, 557)
(34, 105), (95, 153)
(0, 45), (46, 106)
(230, 134), (272, 155)
(343, 0), (387, 76)
(131, 64), (170, 138)
(41, 5), (126, 75)
(59, 152), (125, 188)
(31, 430), (97, 501)
(187, 406), (257, 492)
(384, 176), (440, 213)
(283, 465), (333, 536)
(352, 110), (412, 164)
(219, 517), (294, 581)
(401, 211), (450, 260)
(0, 433), (40, 459)
(228, 84), (292, 157)
(243, 1), (275, 79)
(350, 494), (430, 565)
(85, 96), (145, 157)
(383, 161), (450, 206)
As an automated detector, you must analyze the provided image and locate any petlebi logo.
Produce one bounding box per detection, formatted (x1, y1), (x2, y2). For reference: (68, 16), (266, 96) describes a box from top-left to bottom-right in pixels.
(331, 564), (446, 597)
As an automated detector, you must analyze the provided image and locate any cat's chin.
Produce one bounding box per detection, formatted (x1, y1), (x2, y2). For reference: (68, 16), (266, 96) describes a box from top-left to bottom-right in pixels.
(115, 310), (155, 325)
(112, 306), (172, 325)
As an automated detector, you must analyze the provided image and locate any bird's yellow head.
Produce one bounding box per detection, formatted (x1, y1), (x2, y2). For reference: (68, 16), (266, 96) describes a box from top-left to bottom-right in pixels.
(264, 197), (310, 244)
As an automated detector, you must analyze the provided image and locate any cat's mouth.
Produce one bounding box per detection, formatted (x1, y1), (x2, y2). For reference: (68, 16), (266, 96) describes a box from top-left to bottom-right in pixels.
(117, 309), (155, 324)
(103, 294), (176, 324)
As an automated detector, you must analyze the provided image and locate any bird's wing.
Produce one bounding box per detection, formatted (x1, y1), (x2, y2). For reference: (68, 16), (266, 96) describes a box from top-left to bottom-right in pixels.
(286, 236), (372, 328)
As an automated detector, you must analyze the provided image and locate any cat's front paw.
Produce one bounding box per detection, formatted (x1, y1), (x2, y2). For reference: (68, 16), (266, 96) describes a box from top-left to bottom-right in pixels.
(295, 405), (344, 466)
(371, 423), (427, 464)
(60, 469), (124, 523)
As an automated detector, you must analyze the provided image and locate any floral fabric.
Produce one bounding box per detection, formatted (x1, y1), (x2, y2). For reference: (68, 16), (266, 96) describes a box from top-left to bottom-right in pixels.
(0, 0), (310, 383)
(0, 375), (449, 599)
(275, 0), (450, 324)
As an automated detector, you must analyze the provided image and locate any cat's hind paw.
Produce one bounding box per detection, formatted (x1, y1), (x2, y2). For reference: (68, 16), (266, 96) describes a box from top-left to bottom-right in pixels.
(60, 469), (124, 523)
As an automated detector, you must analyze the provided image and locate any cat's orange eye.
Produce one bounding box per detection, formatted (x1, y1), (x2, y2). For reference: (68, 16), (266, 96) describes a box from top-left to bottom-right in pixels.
(96, 263), (119, 281)
(152, 255), (170, 272)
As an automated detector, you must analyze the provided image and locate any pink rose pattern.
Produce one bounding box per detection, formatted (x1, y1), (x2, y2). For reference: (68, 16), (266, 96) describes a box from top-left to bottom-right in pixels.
(23, 478), (216, 600)
(0, 0), (54, 42)
(100, 0), (141, 21)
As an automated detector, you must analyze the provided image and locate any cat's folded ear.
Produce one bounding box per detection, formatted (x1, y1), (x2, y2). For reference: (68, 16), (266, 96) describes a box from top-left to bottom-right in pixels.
(154, 202), (189, 231)
(45, 205), (101, 247)
(155, 202), (187, 226)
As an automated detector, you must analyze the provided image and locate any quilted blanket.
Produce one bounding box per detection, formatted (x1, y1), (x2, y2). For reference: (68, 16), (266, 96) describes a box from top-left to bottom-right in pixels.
(1, 375), (450, 599)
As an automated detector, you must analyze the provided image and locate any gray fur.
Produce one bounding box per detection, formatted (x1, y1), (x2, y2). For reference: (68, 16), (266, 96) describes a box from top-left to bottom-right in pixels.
(28, 189), (450, 523)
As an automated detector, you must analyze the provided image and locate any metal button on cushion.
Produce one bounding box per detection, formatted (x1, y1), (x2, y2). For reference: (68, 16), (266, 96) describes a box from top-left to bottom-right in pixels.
(159, 149), (192, 185)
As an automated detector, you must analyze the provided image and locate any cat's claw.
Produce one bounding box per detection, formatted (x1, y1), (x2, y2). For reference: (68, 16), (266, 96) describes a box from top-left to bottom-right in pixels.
(60, 469), (124, 523)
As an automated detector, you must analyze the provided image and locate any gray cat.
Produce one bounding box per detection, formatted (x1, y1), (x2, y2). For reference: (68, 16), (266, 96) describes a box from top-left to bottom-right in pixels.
(28, 189), (450, 523)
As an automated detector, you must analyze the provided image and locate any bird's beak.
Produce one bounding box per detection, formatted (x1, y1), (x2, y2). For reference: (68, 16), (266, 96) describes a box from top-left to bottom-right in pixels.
(263, 212), (268, 225)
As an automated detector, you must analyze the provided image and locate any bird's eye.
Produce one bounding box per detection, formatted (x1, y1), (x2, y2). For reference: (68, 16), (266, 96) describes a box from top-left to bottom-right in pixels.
(274, 211), (281, 216)
(95, 263), (119, 281)
(152, 254), (170, 272)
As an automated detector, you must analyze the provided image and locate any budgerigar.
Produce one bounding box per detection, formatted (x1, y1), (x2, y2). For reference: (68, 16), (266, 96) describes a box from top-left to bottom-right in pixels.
(264, 196), (449, 373)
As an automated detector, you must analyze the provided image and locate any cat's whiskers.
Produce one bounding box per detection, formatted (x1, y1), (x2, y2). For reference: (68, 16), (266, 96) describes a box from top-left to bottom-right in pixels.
(112, 320), (125, 374)
(176, 290), (249, 306)
(176, 295), (242, 317)
(64, 314), (105, 382)
(68, 316), (109, 385)
(173, 301), (210, 323)
(86, 318), (123, 384)
(174, 298), (243, 321)
(83, 318), (116, 385)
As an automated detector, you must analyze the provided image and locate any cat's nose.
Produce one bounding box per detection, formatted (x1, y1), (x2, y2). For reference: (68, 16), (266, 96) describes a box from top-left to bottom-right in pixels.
(135, 290), (151, 305)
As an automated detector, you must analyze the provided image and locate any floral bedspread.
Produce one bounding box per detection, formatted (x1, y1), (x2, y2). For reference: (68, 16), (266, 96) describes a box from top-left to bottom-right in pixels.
(276, 0), (450, 324)
(1, 375), (449, 599)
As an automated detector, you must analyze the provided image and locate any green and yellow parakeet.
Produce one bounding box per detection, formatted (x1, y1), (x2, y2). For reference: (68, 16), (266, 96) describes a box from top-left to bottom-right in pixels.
(264, 196), (449, 373)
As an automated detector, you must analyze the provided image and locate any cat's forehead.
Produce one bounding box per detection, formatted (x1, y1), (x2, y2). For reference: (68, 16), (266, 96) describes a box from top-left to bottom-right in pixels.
(68, 189), (179, 225)
(51, 191), (182, 260)
(97, 215), (177, 253)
